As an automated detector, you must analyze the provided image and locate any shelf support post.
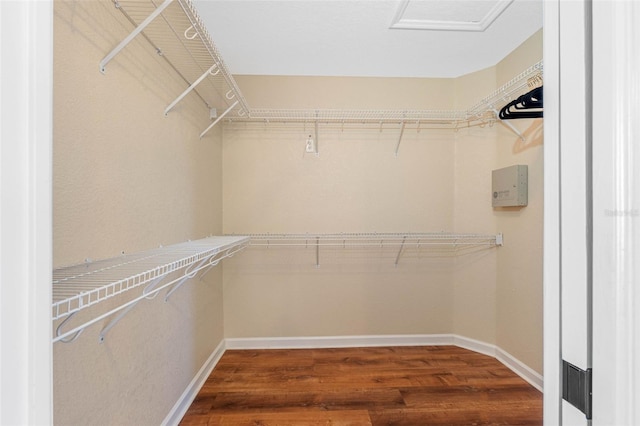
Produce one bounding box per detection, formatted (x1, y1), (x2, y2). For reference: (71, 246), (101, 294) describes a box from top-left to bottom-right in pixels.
(314, 120), (319, 155)
(200, 100), (239, 138)
(165, 64), (218, 115)
(100, 0), (174, 73)
(394, 236), (407, 266)
(395, 121), (406, 156)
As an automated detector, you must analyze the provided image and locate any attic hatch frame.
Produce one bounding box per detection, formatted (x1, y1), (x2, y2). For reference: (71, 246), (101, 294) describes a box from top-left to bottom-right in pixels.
(100, 0), (541, 144)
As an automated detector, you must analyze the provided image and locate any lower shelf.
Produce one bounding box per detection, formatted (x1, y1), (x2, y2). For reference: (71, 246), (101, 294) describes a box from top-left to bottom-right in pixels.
(241, 232), (502, 266)
(52, 235), (249, 343)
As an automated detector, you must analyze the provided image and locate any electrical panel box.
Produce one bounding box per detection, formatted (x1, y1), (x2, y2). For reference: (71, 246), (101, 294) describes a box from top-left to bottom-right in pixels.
(492, 165), (528, 207)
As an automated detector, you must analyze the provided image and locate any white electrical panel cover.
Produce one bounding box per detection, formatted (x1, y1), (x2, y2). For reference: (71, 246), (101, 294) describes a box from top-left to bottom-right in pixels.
(492, 165), (528, 207)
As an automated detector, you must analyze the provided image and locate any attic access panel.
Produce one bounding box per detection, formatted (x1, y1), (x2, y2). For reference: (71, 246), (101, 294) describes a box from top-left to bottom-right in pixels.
(390, 0), (514, 31)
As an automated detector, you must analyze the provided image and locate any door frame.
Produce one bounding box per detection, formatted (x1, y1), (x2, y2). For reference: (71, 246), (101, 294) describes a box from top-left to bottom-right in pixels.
(0, 1), (53, 424)
(542, 0), (562, 422)
(544, 0), (640, 424)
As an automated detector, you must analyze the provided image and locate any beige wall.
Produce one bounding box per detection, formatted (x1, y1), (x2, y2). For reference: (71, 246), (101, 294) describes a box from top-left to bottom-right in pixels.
(223, 76), (457, 338)
(494, 31), (544, 373)
(223, 31), (544, 375)
(53, 1), (224, 424)
(449, 30), (543, 371)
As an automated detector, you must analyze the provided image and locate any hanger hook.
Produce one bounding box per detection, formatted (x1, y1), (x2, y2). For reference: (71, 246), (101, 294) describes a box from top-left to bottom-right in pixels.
(184, 25), (198, 40)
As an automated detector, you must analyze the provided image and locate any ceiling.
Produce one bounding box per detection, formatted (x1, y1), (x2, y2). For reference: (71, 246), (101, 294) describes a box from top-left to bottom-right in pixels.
(192, 0), (543, 79)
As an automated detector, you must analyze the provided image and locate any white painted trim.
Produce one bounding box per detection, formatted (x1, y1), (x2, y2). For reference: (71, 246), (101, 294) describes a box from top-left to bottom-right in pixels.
(225, 334), (454, 350)
(0, 1), (53, 424)
(162, 340), (226, 426)
(225, 334), (543, 392)
(451, 334), (496, 358)
(592, 1), (640, 424)
(542, 0), (562, 423)
(494, 346), (544, 392)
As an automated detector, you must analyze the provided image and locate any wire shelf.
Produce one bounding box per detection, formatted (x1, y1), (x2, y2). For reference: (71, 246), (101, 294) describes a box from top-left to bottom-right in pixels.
(247, 232), (501, 247)
(224, 62), (543, 127)
(52, 236), (249, 342)
(103, 0), (248, 132)
(100, 0), (541, 135)
(239, 233), (502, 267)
(466, 61), (544, 117)
(235, 109), (467, 124)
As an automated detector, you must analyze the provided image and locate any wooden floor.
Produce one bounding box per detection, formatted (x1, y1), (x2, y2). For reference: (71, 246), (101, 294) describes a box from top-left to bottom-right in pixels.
(180, 346), (542, 426)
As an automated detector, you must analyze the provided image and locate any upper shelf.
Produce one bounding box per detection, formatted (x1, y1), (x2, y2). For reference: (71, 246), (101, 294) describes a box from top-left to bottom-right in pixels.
(224, 61), (543, 127)
(100, 0), (541, 136)
(101, 0), (249, 136)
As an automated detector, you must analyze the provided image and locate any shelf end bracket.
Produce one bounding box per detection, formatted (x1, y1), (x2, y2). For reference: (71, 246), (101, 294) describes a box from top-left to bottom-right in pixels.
(200, 100), (239, 138)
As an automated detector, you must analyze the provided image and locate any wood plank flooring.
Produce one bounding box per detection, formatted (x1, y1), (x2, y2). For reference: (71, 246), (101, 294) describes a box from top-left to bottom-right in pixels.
(180, 346), (542, 426)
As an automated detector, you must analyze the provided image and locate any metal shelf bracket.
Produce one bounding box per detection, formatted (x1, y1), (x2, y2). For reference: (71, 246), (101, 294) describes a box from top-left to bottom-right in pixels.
(98, 274), (168, 343)
(100, 0), (174, 73)
(394, 235), (407, 266)
(165, 63), (219, 115)
(395, 121), (406, 156)
(200, 100), (239, 138)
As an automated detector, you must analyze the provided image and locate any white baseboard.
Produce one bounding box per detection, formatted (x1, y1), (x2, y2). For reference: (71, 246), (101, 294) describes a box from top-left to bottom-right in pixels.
(225, 334), (454, 350)
(494, 346), (544, 392)
(162, 340), (226, 426)
(451, 334), (543, 392)
(225, 334), (543, 392)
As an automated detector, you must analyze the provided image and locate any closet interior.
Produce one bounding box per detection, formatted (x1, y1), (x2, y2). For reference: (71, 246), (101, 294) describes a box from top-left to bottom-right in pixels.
(52, 0), (543, 424)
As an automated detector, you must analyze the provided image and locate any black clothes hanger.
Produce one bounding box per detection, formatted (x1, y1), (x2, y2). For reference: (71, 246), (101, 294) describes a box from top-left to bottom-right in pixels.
(499, 86), (543, 119)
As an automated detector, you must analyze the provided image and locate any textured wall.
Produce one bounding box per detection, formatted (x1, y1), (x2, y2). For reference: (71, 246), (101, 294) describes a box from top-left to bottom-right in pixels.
(53, 1), (224, 424)
(493, 30), (544, 373)
(222, 76), (456, 338)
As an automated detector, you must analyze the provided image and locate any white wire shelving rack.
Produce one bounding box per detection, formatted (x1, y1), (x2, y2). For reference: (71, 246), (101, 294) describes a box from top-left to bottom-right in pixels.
(98, 0), (542, 143)
(243, 232), (503, 267)
(223, 61), (543, 152)
(52, 236), (249, 344)
(101, 0), (249, 138)
(224, 62), (542, 128)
